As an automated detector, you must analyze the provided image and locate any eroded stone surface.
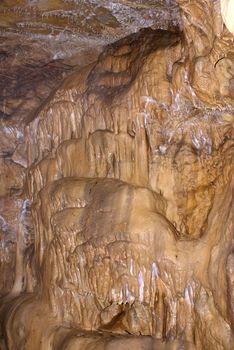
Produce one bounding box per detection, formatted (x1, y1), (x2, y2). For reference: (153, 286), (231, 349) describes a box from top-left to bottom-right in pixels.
(0, 2), (182, 295)
(0, 0), (181, 122)
(0, 1), (234, 350)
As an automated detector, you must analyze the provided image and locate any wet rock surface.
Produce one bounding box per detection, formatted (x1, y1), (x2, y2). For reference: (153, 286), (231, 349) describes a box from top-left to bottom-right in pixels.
(0, 1), (234, 349)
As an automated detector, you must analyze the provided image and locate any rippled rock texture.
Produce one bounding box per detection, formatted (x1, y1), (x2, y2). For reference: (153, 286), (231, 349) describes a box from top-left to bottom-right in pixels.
(0, 1), (182, 298)
(0, 0), (234, 349)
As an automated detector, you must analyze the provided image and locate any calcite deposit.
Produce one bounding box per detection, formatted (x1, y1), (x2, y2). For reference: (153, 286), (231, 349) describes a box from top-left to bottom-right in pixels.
(0, 0), (234, 349)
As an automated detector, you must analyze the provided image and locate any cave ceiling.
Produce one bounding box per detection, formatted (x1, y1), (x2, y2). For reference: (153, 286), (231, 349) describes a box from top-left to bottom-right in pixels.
(0, 0), (181, 123)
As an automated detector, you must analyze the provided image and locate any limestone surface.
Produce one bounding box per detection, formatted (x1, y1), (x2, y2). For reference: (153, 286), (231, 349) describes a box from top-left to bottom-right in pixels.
(0, 1), (234, 349)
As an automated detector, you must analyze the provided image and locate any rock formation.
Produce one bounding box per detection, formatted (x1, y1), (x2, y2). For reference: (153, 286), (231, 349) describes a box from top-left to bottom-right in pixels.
(0, 0), (233, 349)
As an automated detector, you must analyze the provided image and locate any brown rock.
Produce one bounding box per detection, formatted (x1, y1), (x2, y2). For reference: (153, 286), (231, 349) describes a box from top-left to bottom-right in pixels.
(0, 1), (234, 350)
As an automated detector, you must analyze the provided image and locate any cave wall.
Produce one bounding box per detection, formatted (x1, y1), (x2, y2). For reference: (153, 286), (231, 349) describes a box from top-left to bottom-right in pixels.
(0, 1), (234, 349)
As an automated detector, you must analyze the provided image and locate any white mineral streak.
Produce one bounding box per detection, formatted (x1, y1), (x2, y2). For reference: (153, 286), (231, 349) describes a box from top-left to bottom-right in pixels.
(221, 0), (234, 34)
(138, 270), (144, 302)
(152, 262), (158, 279)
